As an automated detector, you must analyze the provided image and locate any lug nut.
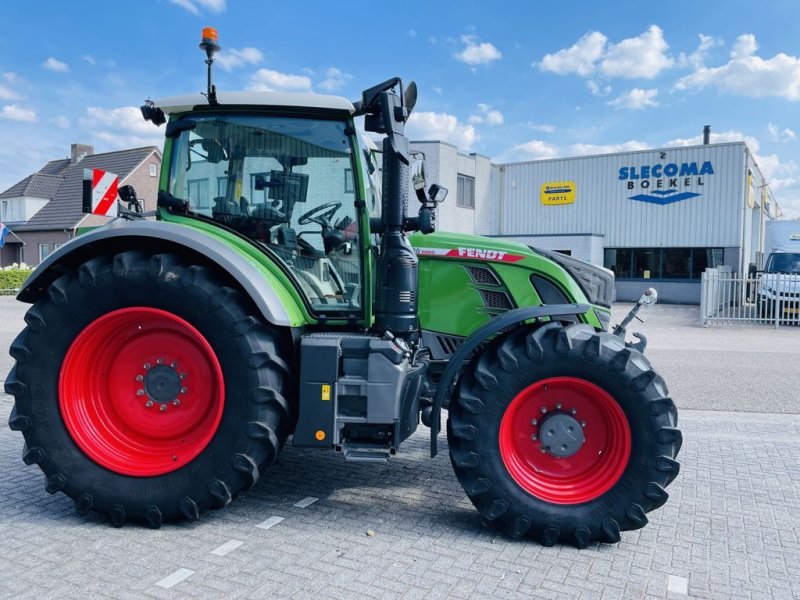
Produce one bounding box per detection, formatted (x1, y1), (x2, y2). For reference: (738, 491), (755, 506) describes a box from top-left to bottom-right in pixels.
(179, 373), (187, 380)
(530, 434), (538, 441)
(135, 375), (143, 382)
(143, 362), (151, 370)
(556, 403), (562, 410)
(531, 419), (538, 426)
(540, 446), (548, 453)
(157, 358), (164, 365)
(540, 407), (547, 414)
(173, 399), (181, 407)
(171, 361), (178, 368)
(580, 420), (586, 428)
(145, 400), (154, 408)
(136, 389), (144, 397)
(160, 404), (168, 412)
(570, 408), (577, 415)
(180, 387), (188, 394)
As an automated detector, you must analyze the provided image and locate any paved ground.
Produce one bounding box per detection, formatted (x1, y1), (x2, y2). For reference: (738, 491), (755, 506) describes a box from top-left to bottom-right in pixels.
(1, 296), (799, 599)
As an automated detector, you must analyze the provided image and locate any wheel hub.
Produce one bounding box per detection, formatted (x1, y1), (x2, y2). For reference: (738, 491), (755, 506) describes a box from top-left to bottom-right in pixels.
(538, 412), (585, 457)
(143, 365), (182, 404)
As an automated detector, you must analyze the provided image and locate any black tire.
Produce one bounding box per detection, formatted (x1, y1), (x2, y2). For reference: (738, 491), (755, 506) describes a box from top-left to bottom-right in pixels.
(447, 322), (681, 547)
(6, 250), (294, 527)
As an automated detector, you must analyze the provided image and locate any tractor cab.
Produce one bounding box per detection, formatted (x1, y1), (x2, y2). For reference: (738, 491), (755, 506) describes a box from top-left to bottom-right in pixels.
(158, 101), (366, 313)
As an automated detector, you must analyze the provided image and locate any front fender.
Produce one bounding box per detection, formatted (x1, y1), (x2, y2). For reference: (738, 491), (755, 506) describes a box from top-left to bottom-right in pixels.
(19, 220), (304, 327)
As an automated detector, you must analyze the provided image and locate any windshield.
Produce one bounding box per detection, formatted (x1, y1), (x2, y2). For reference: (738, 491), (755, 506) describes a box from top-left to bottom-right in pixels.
(169, 114), (362, 313)
(766, 253), (800, 274)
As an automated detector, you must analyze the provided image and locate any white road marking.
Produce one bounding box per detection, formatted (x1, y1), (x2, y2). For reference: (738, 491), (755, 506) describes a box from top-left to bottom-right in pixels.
(293, 496), (319, 508)
(156, 568), (194, 589)
(210, 539), (244, 556)
(667, 575), (688, 595)
(256, 516), (284, 530)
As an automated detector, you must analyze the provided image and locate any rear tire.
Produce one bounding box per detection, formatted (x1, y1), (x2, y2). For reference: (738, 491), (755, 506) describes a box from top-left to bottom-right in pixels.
(447, 322), (681, 547)
(6, 251), (294, 527)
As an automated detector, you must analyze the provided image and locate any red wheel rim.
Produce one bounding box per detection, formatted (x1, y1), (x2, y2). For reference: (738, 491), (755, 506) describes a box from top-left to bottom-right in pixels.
(499, 377), (631, 504)
(59, 307), (225, 477)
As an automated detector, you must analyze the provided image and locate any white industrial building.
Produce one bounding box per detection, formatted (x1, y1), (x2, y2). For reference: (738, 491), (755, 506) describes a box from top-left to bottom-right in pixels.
(411, 139), (779, 303)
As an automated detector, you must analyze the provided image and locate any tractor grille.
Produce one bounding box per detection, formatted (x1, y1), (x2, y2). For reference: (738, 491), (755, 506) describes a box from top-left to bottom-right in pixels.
(478, 289), (514, 311)
(465, 265), (501, 286)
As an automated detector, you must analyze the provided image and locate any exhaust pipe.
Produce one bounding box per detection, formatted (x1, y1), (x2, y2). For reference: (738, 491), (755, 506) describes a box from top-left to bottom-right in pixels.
(703, 125), (711, 145)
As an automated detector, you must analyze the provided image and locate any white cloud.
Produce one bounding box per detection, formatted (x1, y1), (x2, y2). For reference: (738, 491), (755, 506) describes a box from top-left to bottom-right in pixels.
(0, 85), (21, 101)
(2, 72), (18, 83)
(600, 25), (674, 79)
(83, 55), (97, 66)
(586, 80), (611, 96)
(80, 106), (163, 149)
(456, 35), (502, 66)
(675, 34), (800, 101)
(406, 111), (478, 149)
(730, 34), (757, 59)
(608, 88), (659, 110)
(469, 103), (504, 125)
(768, 123), (796, 142)
(570, 140), (650, 155)
(507, 140), (560, 161)
(52, 115), (70, 129)
(318, 67), (353, 92)
(0, 105), (37, 122)
(679, 34), (724, 69)
(525, 122), (556, 133)
(42, 57), (69, 73)
(169, 0), (226, 14)
(538, 31), (607, 76)
(538, 26), (673, 80)
(247, 69), (313, 93)
(215, 47), (263, 71)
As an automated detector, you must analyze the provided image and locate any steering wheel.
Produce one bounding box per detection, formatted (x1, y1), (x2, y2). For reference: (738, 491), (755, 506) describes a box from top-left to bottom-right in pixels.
(298, 202), (342, 226)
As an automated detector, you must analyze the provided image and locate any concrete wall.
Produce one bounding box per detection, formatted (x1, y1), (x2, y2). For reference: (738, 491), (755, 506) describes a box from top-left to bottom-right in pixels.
(122, 151), (161, 212)
(16, 230), (72, 266)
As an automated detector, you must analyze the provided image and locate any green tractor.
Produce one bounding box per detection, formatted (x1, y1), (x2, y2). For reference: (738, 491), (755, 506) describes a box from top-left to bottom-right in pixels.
(5, 29), (680, 547)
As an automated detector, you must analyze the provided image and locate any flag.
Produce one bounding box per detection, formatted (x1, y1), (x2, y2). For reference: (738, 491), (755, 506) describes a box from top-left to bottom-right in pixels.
(0, 220), (9, 249)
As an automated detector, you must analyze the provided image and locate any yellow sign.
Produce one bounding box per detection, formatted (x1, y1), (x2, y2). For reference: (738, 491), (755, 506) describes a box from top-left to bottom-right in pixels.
(540, 181), (576, 205)
(321, 384), (331, 401)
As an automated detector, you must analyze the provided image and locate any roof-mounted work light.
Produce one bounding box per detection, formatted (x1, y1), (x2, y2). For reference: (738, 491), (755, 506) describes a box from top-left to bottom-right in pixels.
(199, 27), (221, 105)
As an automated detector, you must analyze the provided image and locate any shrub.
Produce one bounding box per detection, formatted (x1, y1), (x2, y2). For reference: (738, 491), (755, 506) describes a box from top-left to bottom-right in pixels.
(0, 268), (33, 294)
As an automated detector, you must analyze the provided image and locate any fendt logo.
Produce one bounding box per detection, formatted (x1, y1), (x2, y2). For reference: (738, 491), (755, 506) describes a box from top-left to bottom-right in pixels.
(414, 247), (525, 263)
(619, 160), (714, 205)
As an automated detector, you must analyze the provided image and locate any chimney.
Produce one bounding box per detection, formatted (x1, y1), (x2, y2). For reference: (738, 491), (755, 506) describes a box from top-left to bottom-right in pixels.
(70, 143), (94, 164)
(703, 125), (711, 145)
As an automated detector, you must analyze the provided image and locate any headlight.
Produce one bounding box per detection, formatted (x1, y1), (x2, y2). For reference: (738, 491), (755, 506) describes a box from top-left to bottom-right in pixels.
(530, 247), (615, 308)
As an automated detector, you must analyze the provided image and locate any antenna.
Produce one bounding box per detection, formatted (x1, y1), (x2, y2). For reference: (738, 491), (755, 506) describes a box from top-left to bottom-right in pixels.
(199, 27), (221, 105)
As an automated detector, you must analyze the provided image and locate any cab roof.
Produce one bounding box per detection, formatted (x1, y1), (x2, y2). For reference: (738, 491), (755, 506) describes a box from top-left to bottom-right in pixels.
(155, 91), (356, 115)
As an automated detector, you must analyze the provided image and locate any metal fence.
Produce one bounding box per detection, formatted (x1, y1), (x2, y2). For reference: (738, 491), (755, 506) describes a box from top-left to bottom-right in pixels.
(701, 268), (800, 327)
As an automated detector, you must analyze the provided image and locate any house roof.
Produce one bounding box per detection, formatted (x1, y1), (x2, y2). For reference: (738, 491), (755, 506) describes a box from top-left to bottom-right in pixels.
(7, 146), (159, 232)
(0, 172), (64, 200)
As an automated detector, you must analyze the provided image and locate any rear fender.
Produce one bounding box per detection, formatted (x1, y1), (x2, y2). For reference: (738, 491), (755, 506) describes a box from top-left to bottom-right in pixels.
(18, 220), (303, 327)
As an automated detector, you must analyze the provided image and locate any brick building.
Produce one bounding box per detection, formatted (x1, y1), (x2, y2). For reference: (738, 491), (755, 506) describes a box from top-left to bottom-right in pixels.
(0, 143), (161, 266)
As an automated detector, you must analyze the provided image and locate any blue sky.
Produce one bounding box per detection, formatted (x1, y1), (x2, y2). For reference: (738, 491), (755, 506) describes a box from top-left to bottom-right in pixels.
(1, 0), (799, 216)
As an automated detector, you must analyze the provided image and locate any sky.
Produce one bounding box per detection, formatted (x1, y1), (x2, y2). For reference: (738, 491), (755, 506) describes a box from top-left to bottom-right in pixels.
(0, 0), (799, 217)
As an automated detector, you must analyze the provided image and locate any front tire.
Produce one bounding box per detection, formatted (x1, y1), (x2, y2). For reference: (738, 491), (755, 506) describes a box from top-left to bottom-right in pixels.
(6, 251), (294, 527)
(447, 322), (681, 547)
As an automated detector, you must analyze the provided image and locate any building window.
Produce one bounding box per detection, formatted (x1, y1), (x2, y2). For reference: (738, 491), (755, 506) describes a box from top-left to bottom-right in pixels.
(344, 168), (354, 193)
(604, 248), (724, 280)
(1, 200), (7, 220)
(149, 163), (158, 177)
(217, 177), (228, 198)
(188, 178), (210, 209)
(457, 174), (475, 209)
(39, 243), (50, 263)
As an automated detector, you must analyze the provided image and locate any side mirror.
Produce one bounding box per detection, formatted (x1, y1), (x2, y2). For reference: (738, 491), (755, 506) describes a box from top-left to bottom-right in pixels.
(428, 184), (448, 204)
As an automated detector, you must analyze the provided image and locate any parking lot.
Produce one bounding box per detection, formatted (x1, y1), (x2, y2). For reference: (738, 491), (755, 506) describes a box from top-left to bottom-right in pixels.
(1, 296), (798, 600)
